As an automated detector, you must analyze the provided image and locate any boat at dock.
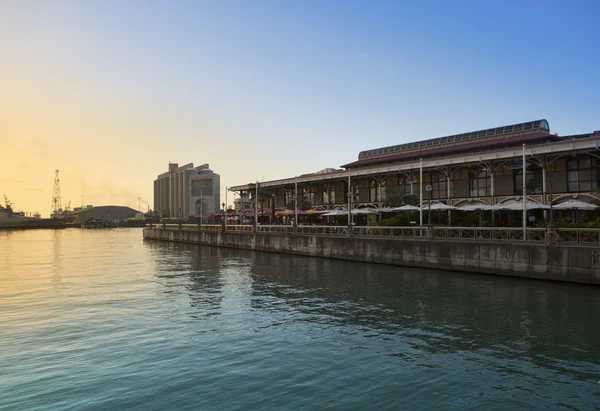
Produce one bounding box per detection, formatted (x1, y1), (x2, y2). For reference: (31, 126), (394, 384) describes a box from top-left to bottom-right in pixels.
(0, 203), (65, 230)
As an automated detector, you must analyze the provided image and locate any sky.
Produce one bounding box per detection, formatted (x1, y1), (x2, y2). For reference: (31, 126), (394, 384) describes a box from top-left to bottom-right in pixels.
(1, 0), (599, 216)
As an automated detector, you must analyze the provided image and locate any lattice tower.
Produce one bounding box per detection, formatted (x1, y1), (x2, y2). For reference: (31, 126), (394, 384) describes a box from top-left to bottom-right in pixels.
(51, 169), (61, 215)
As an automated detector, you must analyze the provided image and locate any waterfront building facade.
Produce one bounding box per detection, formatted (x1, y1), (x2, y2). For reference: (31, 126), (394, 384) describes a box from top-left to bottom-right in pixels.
(230, 120), (600, 220)
(233, 193), (252, 211)
(154, 163), (221, 220)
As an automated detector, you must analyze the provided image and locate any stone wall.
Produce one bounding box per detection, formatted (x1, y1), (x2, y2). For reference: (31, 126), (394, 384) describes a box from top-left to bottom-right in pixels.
(143, 229), (600, 285)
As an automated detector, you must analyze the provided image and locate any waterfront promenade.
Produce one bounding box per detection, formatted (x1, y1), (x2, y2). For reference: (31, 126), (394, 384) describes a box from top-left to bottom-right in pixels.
(144, 224), (600, 285)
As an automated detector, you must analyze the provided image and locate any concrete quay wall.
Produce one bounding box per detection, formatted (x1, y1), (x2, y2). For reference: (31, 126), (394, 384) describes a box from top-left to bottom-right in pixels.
(143, 229), (600, 285)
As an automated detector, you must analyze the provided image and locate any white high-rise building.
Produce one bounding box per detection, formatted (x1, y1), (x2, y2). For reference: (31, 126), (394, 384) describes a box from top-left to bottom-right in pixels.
(153, 163), (221, 221)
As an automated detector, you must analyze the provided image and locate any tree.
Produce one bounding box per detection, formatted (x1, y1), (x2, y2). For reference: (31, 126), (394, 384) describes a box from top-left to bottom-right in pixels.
(384, 186), (419, 207)
(384, 186), (404, 207)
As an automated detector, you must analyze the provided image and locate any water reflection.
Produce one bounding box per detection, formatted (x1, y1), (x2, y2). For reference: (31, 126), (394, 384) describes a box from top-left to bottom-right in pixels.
(148, 242), (600, 387)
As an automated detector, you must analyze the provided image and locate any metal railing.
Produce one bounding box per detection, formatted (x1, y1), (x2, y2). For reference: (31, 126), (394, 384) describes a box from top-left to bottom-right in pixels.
(146, 224), (600, 246)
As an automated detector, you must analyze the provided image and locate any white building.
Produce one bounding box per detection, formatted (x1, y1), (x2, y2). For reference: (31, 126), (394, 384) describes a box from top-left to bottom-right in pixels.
(154, 163), (221, 221)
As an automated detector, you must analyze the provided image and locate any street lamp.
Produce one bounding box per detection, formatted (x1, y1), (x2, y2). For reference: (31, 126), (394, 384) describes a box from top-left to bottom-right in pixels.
(222, 202), (226, 232)
(347, 190), (354, 234)
(425, 184), (433, 239)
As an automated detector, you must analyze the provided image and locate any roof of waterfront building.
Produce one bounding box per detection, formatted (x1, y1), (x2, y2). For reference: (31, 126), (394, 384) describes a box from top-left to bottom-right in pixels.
(342, 119), (555, 169)
(229, 121), (600, 191)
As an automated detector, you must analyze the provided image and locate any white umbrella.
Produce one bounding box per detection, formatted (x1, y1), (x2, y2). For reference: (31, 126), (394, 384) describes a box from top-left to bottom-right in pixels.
(322, 210), (348, 216)
(553, 200), (598, 210)
(426, 202), (457, 211)
(377, 207), (394, 213)
(390, 205), (420, 212)
(457, 204), (494, 211)
(352, 208), (378, 214)
(494, 201), (549, 211)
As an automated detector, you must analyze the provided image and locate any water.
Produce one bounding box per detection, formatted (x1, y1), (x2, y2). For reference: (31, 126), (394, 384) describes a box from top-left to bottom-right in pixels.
(1, 229), (599, 410)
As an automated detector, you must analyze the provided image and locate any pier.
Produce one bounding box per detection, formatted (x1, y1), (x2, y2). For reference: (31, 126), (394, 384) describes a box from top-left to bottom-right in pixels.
(143, 224), (600, 285)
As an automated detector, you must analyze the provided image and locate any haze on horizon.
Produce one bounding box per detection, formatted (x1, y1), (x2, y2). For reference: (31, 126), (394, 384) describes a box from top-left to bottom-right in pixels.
(1, 1), (598, 216)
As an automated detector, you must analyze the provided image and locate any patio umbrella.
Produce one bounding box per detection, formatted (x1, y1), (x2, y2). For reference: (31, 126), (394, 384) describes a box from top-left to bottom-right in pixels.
(390, 205), (420, 212)
(493, 201), (549, 211)
(322, 210), (348, 216)
(227, 211), (239, 217)
(553, 200), (598, 210)
(352, 208), (378, 214)
(456, 204), (494, 211)
(553, 200), (598, 223)
(283, 209), (309, 216)
(305, 209), (329, 214)
(426, 202), (457, 211)
(456, 204), (495, 226)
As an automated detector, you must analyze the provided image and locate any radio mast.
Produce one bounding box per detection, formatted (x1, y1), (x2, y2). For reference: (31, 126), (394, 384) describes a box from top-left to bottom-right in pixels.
(51, 169), (62, 218)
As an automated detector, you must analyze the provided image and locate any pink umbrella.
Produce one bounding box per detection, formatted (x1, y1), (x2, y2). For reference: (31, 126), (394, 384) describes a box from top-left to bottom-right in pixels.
(286, 209), (308, 216)
(242, 210), (273, 217)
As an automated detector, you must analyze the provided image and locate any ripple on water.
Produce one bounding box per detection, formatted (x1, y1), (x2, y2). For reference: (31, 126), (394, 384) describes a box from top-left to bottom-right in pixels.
(0, 229), (599, 410)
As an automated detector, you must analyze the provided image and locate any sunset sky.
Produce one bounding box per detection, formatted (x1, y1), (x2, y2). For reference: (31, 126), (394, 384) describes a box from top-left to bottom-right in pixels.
(1, 1), (598, 216)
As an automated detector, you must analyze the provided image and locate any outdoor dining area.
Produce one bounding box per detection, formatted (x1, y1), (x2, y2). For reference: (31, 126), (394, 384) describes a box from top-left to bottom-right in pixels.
(195, 199), (599, 228)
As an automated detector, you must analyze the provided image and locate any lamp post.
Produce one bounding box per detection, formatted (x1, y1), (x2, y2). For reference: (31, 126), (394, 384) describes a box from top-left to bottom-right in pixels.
(522, 144), (527, 239)
(252, 182), (259, 233)
(294, 177), (298, 231)
(347, 190), (354, 236)
(426, 184), (433, 240)
(221, 202), (226, 232)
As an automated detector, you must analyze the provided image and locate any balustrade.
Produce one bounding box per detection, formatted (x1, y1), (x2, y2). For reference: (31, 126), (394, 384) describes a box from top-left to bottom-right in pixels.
(145, 224), (600, 246)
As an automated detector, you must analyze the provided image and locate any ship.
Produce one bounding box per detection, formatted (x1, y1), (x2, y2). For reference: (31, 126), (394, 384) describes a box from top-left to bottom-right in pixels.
(0, 196), (65, 230)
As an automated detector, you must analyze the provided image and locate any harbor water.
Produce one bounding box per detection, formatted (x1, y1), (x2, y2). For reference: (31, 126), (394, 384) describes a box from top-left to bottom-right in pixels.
(1, 229), (599, 410)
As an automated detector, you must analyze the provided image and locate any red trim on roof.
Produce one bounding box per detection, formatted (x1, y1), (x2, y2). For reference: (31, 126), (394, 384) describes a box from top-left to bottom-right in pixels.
(342, 132), (555, 169)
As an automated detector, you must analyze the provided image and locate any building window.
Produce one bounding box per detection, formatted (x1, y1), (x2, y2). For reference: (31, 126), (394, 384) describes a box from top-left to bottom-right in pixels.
(469, 168), (490, 197)
(380, 180), (386, 202)
(330, 189), (336, 204)
(429, 171), (447, 199)
(393, 175), (407, 197)
(302, 187), (315, 205)
(567, 157), (596, 192)
(514, 167), (543, 195)
(370, 181), (378, 202)
(322, 190), (329, 205)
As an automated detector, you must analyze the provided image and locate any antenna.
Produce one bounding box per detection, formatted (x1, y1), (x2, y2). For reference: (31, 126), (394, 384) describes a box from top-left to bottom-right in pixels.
(138, 196), (141, 212)
(51, 169), (62, 217)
